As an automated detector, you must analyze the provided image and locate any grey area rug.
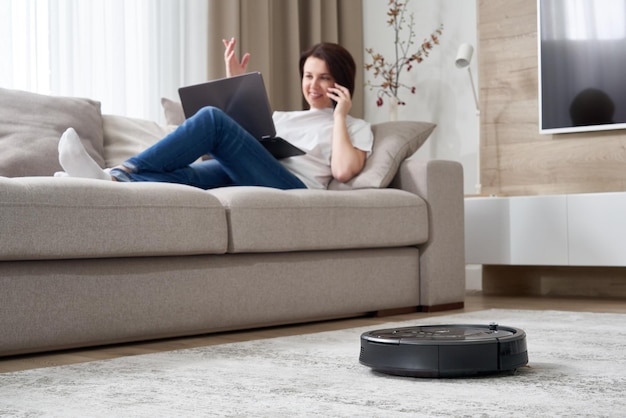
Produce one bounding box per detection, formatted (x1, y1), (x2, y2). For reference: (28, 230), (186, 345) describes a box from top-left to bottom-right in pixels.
(1, 309), (625, 417)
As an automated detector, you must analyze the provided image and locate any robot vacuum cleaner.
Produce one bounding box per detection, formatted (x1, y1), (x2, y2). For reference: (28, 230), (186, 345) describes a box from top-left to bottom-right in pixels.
(359, 323), (528, 378)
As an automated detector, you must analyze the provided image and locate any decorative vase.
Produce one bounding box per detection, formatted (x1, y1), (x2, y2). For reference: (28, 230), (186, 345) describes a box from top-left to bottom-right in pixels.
(388, 96), (400, 121)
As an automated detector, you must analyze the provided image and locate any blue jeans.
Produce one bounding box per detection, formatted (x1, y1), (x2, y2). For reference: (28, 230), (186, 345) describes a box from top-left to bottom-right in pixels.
(111, 107), (307, 190)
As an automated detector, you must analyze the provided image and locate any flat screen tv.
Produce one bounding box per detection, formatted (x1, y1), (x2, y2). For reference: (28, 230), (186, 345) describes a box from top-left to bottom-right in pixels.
(538, 0), (626, 134)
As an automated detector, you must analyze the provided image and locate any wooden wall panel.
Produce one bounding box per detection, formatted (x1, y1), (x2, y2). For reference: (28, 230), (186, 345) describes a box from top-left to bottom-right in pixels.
(478, 0), (626, 196)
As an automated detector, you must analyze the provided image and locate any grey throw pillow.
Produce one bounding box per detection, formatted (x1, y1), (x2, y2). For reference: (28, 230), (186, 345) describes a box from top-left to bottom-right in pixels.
(161, 97), (185, 125)
(0, 88), (105, 177)
(102, 114), (177, 167)
(328, 121), (435, 190)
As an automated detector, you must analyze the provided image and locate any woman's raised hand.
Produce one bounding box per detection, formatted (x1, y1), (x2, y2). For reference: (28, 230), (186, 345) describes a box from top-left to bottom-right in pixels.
(223, 37), (250, 77)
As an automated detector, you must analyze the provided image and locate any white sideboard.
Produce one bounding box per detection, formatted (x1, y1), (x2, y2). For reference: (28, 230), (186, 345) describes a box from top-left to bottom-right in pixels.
(465, 192), (626, 267)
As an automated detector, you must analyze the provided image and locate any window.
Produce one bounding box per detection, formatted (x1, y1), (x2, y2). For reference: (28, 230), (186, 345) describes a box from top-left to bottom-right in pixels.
(0, 0), (208, 122)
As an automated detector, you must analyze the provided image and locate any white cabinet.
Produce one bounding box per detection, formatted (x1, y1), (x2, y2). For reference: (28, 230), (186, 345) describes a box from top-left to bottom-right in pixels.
(567, 193), (626, 266)
(465, 195), (568, 265)
(465, 193), (626, 267)
(509, 195), (569, 265)
(465, 197), (511, 264)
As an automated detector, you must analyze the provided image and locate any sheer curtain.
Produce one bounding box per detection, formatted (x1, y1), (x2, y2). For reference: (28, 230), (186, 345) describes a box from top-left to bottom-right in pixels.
(206, 0), (365, 117)
(1, 0), (363, 120)
(0, 0), (208, 122)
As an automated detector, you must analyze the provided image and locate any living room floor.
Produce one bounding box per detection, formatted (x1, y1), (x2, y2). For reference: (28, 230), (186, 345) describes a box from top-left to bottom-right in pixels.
(1, 293), (624, 374)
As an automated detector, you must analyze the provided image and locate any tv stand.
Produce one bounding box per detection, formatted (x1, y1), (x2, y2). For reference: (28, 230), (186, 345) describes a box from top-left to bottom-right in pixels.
(465, 192), (626, 297)
(465, 192), (626, 266)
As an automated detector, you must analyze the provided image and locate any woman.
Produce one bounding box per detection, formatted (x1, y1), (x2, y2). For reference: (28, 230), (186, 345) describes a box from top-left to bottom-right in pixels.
(58, 38), (373, 190)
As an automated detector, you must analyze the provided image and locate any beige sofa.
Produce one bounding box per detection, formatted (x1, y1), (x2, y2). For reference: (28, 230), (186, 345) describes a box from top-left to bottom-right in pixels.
(0, 88), (465, 357)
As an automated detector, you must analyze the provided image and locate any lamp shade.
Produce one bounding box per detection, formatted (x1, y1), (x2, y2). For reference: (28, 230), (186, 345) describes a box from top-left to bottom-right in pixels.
(455, 43), (474, 68)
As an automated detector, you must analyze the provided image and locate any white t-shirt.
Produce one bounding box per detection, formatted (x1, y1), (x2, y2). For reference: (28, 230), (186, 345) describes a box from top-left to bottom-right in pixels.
(273, 108), (373, 189)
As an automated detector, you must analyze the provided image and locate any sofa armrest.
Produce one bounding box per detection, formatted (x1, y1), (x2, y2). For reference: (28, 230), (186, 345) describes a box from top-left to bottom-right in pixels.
(390, 158), (465, 309)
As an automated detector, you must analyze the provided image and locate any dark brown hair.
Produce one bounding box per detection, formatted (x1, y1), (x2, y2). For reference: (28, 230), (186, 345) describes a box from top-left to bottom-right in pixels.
(299, 42), (356, 97)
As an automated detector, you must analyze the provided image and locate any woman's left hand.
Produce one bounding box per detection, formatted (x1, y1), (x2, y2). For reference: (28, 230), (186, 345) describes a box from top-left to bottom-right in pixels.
(326, 83), (352, 117)
(327, 83), (366, 183)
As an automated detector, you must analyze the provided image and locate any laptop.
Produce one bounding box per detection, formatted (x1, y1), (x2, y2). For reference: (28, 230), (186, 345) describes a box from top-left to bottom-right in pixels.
(178, 72), (305, 159)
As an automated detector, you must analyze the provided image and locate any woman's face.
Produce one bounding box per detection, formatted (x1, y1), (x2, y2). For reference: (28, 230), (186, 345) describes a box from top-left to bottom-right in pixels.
(302, 56), (335, 110)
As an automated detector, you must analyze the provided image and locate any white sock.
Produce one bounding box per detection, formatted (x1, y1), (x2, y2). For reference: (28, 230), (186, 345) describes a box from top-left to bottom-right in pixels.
(58, 128), (112, 181)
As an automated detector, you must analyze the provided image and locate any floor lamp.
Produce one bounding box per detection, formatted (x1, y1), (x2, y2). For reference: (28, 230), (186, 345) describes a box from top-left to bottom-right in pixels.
(456, 43), (481, 195)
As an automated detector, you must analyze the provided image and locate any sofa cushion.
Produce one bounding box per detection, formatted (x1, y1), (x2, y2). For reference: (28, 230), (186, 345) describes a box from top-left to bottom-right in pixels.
(0, 177), (228, 261)
(103, 114), (177, 167)
(0, 88), (105, 177)
(328, 121), (435, 190)
(209, 186), (429, 253)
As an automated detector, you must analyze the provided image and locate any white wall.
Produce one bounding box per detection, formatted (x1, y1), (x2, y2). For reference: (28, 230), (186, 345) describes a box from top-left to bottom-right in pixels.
(362, 0), (479, 195)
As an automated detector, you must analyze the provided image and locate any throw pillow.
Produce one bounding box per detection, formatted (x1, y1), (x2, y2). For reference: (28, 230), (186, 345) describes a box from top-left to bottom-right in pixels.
(328, 121), (436, 190)
(0, 88), (105, 177)
(161, 97), (185, 126)
(102, 115), (177, 167)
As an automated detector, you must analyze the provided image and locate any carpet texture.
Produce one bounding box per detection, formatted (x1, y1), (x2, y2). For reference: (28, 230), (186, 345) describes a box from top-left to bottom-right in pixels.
(1, 309), (625, 417)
